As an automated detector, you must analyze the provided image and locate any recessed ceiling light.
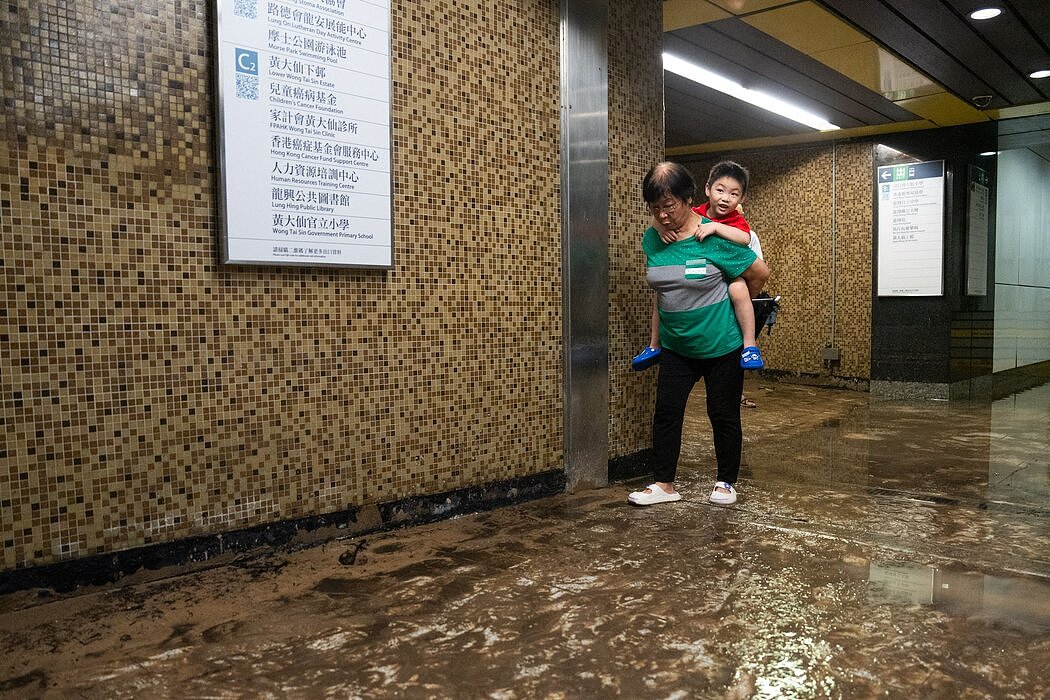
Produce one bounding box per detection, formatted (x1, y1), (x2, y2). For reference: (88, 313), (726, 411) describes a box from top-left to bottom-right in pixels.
(662, 52), (839, 132)
(1030, 69), (1050, 79)
(979, 151), (997, 156)
(969, 8), (1002, 20)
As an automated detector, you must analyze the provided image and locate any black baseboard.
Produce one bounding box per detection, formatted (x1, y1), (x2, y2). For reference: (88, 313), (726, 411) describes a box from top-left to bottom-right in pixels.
(609, 449), (654, 483)
(0, 469), (567, 597)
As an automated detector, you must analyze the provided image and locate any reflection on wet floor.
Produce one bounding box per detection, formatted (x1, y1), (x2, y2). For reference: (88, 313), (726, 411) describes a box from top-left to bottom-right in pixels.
(2, 380), (1050, 698)
(867, 559), (1050, 634)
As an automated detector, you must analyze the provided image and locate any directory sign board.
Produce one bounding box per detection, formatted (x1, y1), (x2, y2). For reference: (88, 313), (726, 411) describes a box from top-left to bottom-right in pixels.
(876, 160), (945, 296)
(216, 0), (392, 267)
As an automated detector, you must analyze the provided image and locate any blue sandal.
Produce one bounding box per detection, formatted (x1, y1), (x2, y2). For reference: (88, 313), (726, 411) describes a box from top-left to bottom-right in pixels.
(631, 346), (661, 371)
(740, 346), (764, 369)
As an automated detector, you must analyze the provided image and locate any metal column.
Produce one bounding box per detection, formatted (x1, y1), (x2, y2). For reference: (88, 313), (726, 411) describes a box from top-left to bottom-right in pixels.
(560, 0), (609, 490)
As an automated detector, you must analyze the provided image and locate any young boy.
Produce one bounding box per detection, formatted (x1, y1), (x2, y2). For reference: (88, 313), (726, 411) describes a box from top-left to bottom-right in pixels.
(632, 161), (765, 371)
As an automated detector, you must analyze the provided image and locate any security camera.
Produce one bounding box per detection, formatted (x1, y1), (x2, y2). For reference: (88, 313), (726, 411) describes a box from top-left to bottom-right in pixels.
(971, 95), (992, 108)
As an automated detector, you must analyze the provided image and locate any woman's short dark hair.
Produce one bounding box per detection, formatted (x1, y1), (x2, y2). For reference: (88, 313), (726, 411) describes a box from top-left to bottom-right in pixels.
(642, 161), (697, 205)
(706, 160), (750, 194)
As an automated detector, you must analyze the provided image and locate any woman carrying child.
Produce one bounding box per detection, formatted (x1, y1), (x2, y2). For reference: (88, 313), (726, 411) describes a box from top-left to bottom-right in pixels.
(628, 162), (768, 507)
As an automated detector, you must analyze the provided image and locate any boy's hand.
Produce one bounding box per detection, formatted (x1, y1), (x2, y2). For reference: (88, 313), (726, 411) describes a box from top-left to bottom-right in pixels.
(654, 219), (678, 244)
(696, 222), (718, 241)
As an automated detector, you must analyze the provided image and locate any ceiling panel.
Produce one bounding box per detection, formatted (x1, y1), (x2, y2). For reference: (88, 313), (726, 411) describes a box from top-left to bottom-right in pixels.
(665, 73), (805, 147)
(701, 20), (918, 122)
(954, 5), (1050, 101)
(894, 92), (988, 126)
(706, 0), (795, 12)
(662, 0), (729, 31)
(665, 32), (860, 130)
(821, 0), (1048, 107)
(741, 1), (868, 55)
(818, 0), (1004, 107)
(664, 0), (1050, 152)
(882, 0), (1040, 104)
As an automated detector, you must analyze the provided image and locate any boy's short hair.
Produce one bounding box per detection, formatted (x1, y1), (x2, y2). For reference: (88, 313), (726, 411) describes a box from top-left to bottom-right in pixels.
(642, 161), (697, 205)
(706, 160), (750, 194)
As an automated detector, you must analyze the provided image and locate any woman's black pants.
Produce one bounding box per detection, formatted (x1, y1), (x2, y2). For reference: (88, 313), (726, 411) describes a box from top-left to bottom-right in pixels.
(652, 347), (744, 485)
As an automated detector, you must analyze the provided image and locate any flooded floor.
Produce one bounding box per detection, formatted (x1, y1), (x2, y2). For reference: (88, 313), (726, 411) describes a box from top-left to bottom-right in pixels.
(2, 380), (1050, 698)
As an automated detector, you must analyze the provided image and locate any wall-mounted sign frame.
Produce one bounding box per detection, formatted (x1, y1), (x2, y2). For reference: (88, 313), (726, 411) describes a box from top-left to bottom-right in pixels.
(876, 160), (945, 296)
(965, 165), (990, 297)
(215, 0), (392, 268)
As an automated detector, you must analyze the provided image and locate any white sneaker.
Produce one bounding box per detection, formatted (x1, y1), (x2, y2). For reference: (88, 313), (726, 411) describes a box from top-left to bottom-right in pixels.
(628, 483), (682, 506)
(709, 481), (737, 505)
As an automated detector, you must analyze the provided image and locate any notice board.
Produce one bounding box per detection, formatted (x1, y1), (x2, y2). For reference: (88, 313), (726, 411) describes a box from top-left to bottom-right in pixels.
(216, 0), (392, 267)
(965, 165), (990, 297)
(876, 160), (945, 296)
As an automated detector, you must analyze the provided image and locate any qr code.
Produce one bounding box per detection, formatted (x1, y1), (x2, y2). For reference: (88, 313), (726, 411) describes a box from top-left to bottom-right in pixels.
(233, 0), (257, 19)
(235, 73), (258, 100)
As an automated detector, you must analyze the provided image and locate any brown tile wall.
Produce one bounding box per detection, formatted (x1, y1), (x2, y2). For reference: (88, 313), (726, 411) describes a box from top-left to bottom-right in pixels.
(677, 142), (875, 381)
(608, 0), (664, 457)
(1, 0), (675, 572)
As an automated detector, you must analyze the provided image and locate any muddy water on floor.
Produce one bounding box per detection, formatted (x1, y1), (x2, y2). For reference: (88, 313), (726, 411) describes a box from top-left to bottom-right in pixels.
(3, 381), (1050, 697)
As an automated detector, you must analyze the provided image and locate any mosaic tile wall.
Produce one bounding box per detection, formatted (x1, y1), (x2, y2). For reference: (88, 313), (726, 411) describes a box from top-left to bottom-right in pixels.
(1, 0), (669, 571)
(678, 142), (874, 381)
(607, 0), (664, 458)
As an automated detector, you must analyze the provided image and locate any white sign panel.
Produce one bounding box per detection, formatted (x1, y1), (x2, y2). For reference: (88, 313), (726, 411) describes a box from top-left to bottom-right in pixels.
(216, 0), (392, 267)
(876, 160), (945, 296)
(965, 166), (989, 297)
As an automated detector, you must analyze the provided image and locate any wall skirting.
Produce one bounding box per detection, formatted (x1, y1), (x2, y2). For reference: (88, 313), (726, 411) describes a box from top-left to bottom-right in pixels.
(870, 380), (951, 401)
(608, 449), (654, 483)
(0, 470), (567, 597)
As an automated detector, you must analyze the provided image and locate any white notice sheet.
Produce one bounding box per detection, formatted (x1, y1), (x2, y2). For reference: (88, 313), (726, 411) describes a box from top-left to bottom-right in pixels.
(216, 0), (392, 267)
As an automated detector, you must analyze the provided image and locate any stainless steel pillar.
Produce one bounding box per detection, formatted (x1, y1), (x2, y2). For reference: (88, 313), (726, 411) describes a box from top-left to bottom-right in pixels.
(560, 0), (609, 490)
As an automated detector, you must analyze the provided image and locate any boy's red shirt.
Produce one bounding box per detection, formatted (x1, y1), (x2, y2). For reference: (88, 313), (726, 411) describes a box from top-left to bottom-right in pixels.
(694, 202), (751, 233)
